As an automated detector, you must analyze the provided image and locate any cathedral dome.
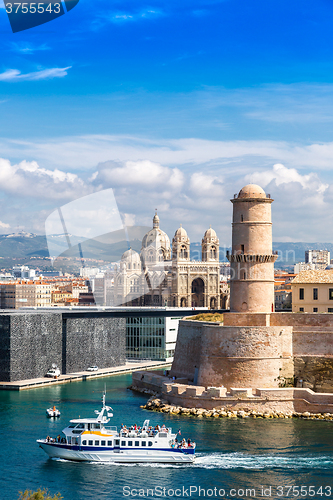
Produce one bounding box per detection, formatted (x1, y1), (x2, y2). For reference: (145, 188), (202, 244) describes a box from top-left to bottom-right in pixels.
(238, 184), (266, 199)
(203, 226), (217, 241)
(121, 248), (141, 270)
(174, 225), (188, 240)
(141, 213), (171, 260)
(121, 248), (141, 262)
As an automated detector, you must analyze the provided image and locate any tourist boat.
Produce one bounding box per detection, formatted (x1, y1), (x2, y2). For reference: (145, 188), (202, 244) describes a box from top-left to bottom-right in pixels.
(37, 394), (195, 463)
(46, 406), (61, 418)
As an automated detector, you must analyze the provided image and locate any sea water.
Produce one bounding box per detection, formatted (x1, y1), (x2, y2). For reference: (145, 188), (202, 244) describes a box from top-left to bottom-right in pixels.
(1, 374), (333, 500)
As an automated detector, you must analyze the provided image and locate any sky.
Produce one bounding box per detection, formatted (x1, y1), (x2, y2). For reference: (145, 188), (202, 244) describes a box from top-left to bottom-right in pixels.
(1, 0), (333, 246)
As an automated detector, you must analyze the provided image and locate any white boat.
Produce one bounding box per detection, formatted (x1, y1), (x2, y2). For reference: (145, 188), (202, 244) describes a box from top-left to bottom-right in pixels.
(37, 394), (195, 463)
(46, 406), (61, 418)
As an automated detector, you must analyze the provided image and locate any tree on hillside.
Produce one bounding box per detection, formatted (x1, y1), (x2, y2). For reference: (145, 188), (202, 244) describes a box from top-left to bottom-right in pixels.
(18, 489), (62, 500)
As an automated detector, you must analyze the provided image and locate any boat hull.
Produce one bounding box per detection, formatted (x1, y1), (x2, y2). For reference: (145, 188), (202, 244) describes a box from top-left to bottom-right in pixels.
(37, 441), (195, 463)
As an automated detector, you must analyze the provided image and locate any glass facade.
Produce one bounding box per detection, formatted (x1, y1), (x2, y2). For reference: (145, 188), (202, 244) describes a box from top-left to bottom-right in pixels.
(126, 316), (166, 360)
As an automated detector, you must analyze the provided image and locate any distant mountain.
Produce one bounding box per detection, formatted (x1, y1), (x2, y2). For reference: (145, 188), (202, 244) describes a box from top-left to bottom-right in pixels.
(0, 234), (48, 258)
(0, 232), (331, 269)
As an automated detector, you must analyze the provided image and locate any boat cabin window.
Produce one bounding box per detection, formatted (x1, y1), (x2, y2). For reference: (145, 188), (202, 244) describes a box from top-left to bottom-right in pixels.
(121, 441), (126, 446)
(89, 440), (93, 445)
(115, 439), (120, 446)
(128, 441), (133, 446)
(68, 424), (76, 428)
(135, 441), (140, 447)
(101, 440), (106, 446)
(107, 440), (112, 446)
(148, 442), (153, 447)
(67, 437), (71, 444)
(159, 433), (168, 438)
(92, 424), (101, 429)
(75, 424), (85, 429)
(141, 441), (146, 447)
(82, 440), (87, 445)
(95, 440), (99, 446)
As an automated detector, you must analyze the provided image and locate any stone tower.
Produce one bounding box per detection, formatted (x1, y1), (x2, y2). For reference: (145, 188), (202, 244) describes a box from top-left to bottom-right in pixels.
(227, 184), (278, 313)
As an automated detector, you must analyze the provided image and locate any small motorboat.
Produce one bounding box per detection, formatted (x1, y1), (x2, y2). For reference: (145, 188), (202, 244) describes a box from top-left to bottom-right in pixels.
(46, 406), (61, 418)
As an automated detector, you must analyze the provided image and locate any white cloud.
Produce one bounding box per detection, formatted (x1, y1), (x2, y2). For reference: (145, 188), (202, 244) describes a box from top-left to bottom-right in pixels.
(0, 67), (71, 82)
(0, 158), (89, 200)
(0, 221), (10, 229)
(189, 172), (224, 197)
(9, 42), (50, 54)
(1, 133), (333, 242)
(4, 134), (333, 175)
(94, 159), (184, 190)
(246, 164), (329, 194)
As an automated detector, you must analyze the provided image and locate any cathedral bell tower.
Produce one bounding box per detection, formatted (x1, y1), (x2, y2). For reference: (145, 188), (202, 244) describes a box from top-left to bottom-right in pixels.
(227, 184), (278, 313)
(202, 226), (219, 262)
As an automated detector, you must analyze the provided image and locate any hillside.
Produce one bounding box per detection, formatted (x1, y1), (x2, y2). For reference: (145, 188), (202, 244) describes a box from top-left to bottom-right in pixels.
(0, 232), (331, 271)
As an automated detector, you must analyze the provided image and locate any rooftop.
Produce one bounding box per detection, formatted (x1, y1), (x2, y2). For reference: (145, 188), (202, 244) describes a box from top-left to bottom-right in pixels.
(291, 270), (333, 284)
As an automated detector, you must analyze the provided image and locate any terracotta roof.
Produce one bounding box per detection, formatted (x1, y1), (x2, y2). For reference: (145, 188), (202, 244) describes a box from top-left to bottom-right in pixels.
(291, 270), (333, 284)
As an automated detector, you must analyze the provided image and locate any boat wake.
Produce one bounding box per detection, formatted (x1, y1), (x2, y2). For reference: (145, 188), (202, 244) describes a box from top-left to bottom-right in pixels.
(52, 452), (332, 469)
(193, 452), (333, 470)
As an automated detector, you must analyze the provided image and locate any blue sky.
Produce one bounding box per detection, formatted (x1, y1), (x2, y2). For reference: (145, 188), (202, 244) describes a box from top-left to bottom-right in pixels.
(1, 0), (333, 245)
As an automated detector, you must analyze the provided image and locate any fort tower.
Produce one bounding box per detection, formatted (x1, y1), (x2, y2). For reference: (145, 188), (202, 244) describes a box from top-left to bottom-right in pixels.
(227, 184), (278, 313)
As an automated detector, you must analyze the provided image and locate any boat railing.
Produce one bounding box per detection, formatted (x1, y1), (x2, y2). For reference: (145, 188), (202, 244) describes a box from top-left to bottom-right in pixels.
(104, 426), (117, 432)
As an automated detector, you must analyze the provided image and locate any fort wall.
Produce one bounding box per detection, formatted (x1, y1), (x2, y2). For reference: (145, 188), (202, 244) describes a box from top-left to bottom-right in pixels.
(171, 314), (333, 393)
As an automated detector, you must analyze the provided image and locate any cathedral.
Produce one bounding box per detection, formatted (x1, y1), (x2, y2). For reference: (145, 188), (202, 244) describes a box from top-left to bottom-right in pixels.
(112, 213), (220, 308)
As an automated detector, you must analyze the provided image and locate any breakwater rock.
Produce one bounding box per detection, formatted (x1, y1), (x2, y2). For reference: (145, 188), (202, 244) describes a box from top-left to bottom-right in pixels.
(141, 397), (333, 421)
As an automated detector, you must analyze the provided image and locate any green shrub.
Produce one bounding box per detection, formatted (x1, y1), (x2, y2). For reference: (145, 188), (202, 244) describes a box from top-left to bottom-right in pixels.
(18, 489), (62, 500)
(189, 313), (224, 322)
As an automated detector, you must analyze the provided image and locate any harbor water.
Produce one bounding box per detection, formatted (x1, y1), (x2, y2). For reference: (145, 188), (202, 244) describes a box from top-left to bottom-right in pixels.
(1, 374), (333, 500)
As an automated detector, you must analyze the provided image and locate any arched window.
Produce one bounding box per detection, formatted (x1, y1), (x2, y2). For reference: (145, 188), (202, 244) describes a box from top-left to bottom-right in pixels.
(180, 246), (188, 259)
(210, 246), (217, 259)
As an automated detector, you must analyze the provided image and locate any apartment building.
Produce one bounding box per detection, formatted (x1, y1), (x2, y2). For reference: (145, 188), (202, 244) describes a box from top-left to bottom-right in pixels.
(291, 270), (333, 313)
(0, 281), (51, 309)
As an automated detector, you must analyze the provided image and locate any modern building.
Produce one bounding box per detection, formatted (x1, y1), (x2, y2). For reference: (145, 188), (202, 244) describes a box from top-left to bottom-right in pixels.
(12, 266), (36, 279)
(291, 270), (333, 313)
(305, 250), (330, 269)
(126, 312), (186, 361)
(294, 250), (330, 273)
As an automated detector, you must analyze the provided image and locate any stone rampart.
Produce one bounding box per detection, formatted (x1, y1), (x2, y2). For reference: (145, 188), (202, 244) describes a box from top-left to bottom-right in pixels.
(138, 373), (333, 413)
(170, 319), (208, 381)
(171, 320), (293, 389)
(178, 313), (333, 392)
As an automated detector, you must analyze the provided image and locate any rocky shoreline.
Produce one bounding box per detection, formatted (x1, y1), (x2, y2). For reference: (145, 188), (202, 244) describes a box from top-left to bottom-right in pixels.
(130, 387), (333, 421)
